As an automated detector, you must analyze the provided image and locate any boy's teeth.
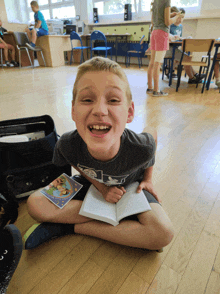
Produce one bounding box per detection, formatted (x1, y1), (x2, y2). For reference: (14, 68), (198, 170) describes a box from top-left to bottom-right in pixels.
(92, 125), (109, 130)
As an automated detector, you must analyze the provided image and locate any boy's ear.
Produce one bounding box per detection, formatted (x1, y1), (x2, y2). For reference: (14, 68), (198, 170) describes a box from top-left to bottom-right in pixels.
(127, 101), (134, 123)
(71, 100), (76, 122)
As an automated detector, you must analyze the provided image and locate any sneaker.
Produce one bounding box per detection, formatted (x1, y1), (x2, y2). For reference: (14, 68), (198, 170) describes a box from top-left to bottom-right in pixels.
(146, 88), (154, 94)
(165, 72), (177, 79)
(10, 60), (19, 67)
(0, 224), (23, 293)
(24, 222), (75, 250)
(194, 73), (206, 80)
(153, 90), (168, 97)
(26, 43), (36, 50)
(5, 61), (14, 67)
(188, 77), (203, 84)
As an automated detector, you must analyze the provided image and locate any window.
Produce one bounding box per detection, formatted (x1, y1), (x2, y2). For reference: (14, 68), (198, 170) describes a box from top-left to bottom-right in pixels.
(38, 0), (49, 5)
(93, 0), (200, 15)
(26, 0), (75, 21)
(94, 0), (137, 15)
(52, 6), (76, 18)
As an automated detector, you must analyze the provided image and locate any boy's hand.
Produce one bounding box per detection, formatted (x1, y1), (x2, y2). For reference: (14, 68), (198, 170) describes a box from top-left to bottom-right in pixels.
(103, 186), (126, 203)
(137, 180), (162, 203)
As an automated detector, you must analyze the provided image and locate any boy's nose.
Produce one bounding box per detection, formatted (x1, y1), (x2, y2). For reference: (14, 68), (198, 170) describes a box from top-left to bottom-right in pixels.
(92, 100), (108, 117)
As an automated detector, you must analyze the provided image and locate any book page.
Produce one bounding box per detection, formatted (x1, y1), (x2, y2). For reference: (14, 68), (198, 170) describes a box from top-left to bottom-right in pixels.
(116, 182), (152, 222)
(40, 173), (83, 209)
(79, 185), (119, 226)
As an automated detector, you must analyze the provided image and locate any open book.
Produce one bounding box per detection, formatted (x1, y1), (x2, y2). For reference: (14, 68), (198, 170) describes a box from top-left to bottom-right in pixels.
(79, 182), (152, 226)
(40, 173), (83, 209)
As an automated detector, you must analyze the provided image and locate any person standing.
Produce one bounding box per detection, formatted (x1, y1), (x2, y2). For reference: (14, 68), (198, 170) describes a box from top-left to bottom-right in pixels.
(147, 0), (183, 96)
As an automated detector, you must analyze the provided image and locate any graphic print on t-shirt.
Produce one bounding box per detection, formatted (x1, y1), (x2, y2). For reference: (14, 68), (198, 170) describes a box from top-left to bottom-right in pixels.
(77, 164), (129, 186)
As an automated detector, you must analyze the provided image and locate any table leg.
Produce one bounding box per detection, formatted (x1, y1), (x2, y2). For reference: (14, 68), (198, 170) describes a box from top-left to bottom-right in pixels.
(115, 37), (118, 63)
(169, 45), (176, 87)
(206, 44), (219, 90)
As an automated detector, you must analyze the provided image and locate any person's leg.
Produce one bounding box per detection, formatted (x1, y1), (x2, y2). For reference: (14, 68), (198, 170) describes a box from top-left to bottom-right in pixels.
(27, 191), (91, 224)
(25, 186), (174, 250)
(31, 29), (37, 45)
(153, 59), (161, 92)
(25, 28), (32, 41)
(147, 49), (156, 90)
(214, 61), (220, 87)
(153, 50), (168, 96)
(3, 47), (9, 61)
(75, 203), (174, 250)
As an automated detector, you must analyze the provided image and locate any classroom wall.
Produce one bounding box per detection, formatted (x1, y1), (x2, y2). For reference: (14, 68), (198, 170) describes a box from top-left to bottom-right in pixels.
(0, 0), (26, 31)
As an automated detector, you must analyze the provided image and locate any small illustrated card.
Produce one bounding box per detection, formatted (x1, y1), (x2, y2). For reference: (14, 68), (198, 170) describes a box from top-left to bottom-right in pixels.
(40, 173), (83, 209)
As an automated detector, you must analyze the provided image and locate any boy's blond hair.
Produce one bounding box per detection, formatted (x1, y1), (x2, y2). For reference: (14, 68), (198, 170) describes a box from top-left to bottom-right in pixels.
(72, 57), (132, 104)
(30, 1), (39, 8)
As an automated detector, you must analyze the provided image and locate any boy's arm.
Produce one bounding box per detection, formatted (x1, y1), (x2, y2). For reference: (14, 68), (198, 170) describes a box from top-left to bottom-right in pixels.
(136, 128), (162, 203)
(35, 20), (42, 28)
(72, 165), (126, 204)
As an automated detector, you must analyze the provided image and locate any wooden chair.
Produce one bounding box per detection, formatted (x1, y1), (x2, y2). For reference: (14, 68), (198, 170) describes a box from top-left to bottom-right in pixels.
(176, 39), (215, 93)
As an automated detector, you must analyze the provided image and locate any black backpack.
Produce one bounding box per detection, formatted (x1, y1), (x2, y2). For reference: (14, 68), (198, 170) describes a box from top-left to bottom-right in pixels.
(0, 115), (71, 204)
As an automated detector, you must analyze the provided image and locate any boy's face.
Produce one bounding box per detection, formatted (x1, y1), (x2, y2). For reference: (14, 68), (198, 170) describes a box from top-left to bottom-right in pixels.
(72, 71), (134, 161)
(31, 5), (38, 12)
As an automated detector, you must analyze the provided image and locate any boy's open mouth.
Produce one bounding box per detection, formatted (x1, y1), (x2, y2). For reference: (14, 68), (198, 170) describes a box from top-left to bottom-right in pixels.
(88, 124), (111, 135)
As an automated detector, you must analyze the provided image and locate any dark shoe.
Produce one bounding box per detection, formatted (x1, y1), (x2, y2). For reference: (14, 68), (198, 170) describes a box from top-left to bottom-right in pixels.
(10, 60), (19, 67)
(24, 222), (75, 250)
(0, 225), (23, 293)
(194, 73), (206, 80)
(166, 72), (177, 79)
(146, 88), (154, 94)
(188, 77), (203, 84)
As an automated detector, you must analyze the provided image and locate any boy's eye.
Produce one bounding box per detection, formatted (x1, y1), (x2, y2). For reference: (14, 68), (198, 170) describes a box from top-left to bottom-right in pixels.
(80, 97), (94, 103)
(109, 98), (120, 103)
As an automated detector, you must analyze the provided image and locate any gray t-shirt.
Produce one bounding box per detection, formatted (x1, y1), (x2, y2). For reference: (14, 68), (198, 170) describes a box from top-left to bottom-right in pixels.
(152, 0), (171, 33)
(53, 128), (156, 187)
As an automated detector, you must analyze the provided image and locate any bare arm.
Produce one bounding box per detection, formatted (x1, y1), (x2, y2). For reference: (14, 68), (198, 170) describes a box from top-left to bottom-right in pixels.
(164, 7), (182, 27)
(35, 20), (42, 29)
(72, 165), (126, 203)
(136, 127), (161, 202)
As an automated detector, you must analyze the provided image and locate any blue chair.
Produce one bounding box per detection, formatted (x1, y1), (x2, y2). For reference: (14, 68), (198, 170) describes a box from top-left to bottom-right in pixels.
(126, 35), (145, 68)
(90, 30), (112, 59)
(70, 31), (90, 64)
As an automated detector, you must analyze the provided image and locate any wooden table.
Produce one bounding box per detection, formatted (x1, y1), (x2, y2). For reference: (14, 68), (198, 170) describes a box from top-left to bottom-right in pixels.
(36, 35), (81, 67)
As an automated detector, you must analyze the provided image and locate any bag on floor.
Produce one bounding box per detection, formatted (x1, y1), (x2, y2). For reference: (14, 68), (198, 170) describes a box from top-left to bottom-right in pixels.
(0, 115), (71, 201)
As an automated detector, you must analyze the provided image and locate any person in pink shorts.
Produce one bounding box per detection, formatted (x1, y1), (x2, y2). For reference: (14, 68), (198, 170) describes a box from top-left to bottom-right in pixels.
(147, 0), (183, 96)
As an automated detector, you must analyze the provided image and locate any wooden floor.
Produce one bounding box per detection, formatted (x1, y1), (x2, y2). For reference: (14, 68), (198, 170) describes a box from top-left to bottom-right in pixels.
(1, 63), (220, 294)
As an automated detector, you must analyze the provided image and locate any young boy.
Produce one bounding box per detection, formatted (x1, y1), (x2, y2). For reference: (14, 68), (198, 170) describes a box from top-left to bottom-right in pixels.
(0, 20), (19, 67)
(25, 1), (48, 50)
(165, 7), (205, 83)
(24, 57), (174, 251)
